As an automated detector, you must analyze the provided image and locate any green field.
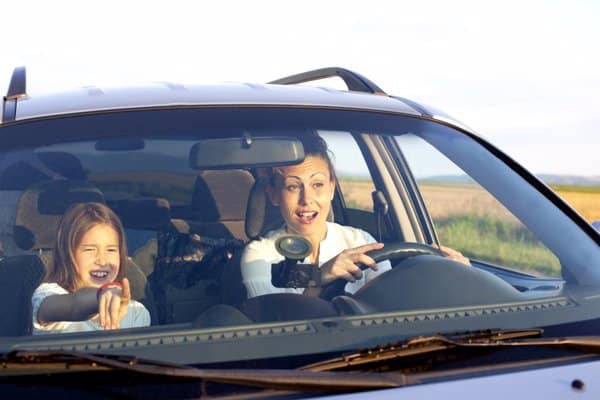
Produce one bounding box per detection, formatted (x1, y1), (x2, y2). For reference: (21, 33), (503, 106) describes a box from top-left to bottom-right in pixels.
(550, 184), (600, 194)
(340, 178), (599, 277)
(435, 215), (561, 276)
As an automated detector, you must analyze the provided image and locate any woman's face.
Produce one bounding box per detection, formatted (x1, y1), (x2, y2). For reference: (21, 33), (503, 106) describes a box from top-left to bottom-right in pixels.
(73, 223), (120, 289)
(269, 155), (335, 239)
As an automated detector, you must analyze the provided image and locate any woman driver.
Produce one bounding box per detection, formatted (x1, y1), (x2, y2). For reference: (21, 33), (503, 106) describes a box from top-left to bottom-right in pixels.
(241, 133), (470, 299)
(241, 133), (392, 299)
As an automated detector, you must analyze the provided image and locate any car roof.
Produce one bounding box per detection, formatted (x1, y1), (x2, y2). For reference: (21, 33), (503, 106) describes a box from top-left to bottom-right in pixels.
(7, 82), (424, 120)
(1, 67), (469, 131)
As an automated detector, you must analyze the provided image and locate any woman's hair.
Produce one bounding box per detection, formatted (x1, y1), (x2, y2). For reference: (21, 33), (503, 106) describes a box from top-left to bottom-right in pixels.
(46, 202), (127, 292)
(268, 132), (336, 185)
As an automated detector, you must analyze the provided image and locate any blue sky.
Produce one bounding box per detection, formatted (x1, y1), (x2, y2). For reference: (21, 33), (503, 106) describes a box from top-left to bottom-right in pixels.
(2, 0), (599, 176)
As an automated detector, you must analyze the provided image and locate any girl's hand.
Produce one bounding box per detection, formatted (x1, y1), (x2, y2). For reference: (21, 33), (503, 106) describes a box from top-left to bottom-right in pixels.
(97, 278), (131, 329)
(319, 242), (384, 285)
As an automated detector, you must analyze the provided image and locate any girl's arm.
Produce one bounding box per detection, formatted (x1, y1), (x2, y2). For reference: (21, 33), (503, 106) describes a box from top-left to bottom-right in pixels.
(37, 287), (99, 323)
(37, 279), (131, 329)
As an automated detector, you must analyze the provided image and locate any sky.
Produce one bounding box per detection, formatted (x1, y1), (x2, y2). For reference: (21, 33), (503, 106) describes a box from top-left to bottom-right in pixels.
(1, 0), (599, 176)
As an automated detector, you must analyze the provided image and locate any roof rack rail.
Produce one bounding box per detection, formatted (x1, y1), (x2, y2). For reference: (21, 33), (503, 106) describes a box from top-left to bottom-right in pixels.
(269, 67), (387, 95)
(2, 66), (27, 123)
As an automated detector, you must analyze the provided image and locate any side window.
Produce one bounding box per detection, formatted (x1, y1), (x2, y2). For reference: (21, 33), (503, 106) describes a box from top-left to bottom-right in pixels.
(321, 131), (375, 212)
(395, 134), (561, 277)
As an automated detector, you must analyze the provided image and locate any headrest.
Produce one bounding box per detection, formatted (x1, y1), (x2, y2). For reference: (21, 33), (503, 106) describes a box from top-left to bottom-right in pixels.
(191, 170), (254, 222)
(13, 180), (105, 251)
(244, 178), (284, 240)
(0, 151), (86, 190)
(109, 197), (171, 230)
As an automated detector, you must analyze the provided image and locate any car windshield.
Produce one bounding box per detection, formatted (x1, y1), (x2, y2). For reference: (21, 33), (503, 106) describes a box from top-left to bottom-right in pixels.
(0, 107), (598, 367)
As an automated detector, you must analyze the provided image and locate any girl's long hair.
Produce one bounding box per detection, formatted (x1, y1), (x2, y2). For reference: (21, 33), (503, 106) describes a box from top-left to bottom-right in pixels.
(46, 202), (127, 292)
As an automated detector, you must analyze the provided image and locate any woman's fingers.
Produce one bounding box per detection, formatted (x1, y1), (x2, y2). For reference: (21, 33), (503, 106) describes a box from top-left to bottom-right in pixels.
(352, 242), (384, 254)
(354, 253), (379, 271)
(439, 245), (471, 266)
(346, 264), (363, 280)
(322, 242), (384, 284)
(338, 270), (357, 283)
(345, 243), (382, 272)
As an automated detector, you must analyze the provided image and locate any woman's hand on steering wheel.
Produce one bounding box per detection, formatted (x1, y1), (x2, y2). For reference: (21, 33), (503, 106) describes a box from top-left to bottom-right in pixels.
(437, 245), (472, 266)
(319, 242), (384, 285)
(318, 241), (444, 301)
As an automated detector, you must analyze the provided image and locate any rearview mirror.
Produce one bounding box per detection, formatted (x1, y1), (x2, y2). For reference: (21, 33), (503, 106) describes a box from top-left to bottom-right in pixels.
(189, 135), (304, 170)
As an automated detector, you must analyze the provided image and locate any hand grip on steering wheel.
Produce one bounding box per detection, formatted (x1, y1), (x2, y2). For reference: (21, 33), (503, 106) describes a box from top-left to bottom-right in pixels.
(357, 242), (445, 270)
(320, 242), (444, 300)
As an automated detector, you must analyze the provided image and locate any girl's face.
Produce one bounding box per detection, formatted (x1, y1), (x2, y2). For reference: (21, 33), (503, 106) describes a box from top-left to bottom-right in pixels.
(73, 223), (120, 289)
(269, 155), (335, 239)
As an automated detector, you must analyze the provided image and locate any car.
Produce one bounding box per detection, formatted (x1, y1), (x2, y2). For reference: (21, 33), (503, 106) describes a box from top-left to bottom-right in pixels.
(0, 66), (599, 398)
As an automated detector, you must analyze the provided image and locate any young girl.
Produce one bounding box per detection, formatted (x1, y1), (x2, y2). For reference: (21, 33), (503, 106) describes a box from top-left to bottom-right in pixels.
(31, 202), (150, 334)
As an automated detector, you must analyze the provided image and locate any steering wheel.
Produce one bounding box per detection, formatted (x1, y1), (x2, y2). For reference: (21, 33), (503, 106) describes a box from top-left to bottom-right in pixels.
(319, 242), (445, 301)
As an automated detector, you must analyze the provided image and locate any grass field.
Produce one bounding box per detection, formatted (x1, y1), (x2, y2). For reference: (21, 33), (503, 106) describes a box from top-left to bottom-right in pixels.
(549, 185), (600, 222)
(339, 178), (599, 277)
(339, 178), (600, 223)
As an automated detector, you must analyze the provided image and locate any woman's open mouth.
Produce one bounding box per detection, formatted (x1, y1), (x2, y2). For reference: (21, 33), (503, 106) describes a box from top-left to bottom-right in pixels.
(296, 211), (318, 224)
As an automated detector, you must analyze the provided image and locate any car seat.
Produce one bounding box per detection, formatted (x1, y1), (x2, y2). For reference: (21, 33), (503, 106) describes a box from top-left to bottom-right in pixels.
(108, 195), (172, 277)
(0, 151), (87, 257)
(188, 169), (255, 240)
(0, 180), (156, 335)
(220, 177), (283, 305)
(147, 170), (252, 324)
(12, 179), (106, 265)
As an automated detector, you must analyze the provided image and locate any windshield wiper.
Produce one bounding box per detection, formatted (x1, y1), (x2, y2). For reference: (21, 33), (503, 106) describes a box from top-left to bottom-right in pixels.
(300, 328), (600, 371)
(1, 349), (411, 393)
(6, 329), (600, 393)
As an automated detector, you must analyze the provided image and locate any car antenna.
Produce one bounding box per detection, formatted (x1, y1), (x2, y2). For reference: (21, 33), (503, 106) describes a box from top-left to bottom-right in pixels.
(269, 67), (387, 95)
(2, 66), (27, 123)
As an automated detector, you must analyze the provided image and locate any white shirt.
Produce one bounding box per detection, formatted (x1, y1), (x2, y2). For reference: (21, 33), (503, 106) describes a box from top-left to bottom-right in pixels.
(241, 222), (391, 298)
(31, 282), (151, 334)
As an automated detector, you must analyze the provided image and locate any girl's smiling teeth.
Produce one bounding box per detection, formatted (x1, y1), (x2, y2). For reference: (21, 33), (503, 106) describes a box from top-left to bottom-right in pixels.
(90, 270), (111, 280)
